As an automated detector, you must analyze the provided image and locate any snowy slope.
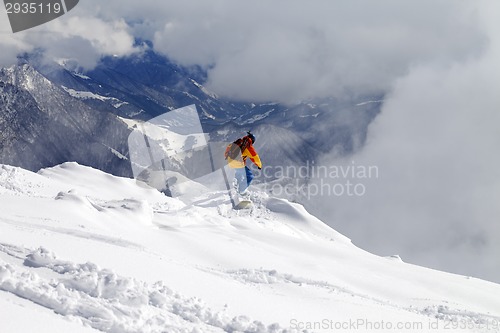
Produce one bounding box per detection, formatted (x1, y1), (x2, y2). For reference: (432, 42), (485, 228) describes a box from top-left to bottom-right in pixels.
(1, 163), (500, 333)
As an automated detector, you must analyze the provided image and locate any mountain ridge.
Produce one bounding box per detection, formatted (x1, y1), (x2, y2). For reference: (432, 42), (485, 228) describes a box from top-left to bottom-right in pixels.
(1, 51), (381, 179)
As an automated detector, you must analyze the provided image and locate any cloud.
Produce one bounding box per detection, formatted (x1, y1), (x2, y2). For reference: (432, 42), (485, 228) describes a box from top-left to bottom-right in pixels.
(37, 16), (137, 68)
(1, 0), (489, 101)
(152, 0), (487, 102)
(309, 0), (500, 282)
(0, 9), (33, 67)
(0, 4), (138, 69)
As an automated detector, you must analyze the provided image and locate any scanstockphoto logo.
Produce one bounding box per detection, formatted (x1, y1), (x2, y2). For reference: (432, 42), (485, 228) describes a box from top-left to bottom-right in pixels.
(4, 0), (79, 33)
(127, 105), (233, 200)
(260, 161), (379, 200)
(127, 105), (379, 203)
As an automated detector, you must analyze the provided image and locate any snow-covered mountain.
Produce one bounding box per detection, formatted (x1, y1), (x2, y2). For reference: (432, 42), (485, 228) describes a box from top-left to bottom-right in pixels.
(1, 162), (499, 333)
(0, 51), (380, 178)
(0, 64), (132, 176)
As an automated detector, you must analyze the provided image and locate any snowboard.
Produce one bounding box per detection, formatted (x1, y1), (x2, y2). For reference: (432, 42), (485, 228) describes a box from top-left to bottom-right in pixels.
(234, 199), (252, 210)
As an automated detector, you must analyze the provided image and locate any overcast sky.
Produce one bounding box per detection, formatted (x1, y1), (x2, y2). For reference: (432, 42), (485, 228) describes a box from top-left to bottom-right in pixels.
(1, 1), (499, 281)
(0, 0), (489, 102)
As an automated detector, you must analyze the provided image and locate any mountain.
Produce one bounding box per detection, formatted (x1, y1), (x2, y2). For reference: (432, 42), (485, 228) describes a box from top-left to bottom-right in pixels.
(1, 162), (499, 333)
(0, 50), (381, 179)
(0, 64), (132, 176)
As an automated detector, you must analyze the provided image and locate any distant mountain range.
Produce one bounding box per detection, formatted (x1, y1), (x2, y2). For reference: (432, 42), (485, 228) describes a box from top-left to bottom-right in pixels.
(0, 49), (381, 178)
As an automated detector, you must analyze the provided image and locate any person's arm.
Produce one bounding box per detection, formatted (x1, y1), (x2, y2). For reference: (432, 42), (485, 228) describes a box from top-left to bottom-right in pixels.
(245, 145), (262, 169)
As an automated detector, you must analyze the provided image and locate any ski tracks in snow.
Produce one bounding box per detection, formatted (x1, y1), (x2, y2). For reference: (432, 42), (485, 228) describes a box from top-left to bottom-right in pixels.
(203, 266), (500, 333)
(0, 244), (302, 333)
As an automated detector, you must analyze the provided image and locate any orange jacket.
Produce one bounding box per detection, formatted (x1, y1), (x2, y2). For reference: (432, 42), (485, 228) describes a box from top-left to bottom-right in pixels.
(226, 138), (262, 169)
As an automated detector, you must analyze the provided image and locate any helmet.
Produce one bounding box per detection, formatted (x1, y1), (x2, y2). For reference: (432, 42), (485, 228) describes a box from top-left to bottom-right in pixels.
(246, 131), (255, 144)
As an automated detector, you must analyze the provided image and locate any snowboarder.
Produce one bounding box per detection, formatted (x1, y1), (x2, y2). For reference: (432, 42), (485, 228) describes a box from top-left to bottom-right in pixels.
(224, 132), (262, 194)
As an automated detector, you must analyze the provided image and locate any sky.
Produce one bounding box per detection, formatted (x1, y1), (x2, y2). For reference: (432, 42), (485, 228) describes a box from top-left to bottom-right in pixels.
(1, 1), (499, 281)
(0, 0), (488, 102)
(308, 1), (500, 282)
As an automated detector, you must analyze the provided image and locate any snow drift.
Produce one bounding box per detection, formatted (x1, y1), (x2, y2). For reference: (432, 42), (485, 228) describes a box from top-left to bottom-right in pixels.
(1, 162), (499, 333)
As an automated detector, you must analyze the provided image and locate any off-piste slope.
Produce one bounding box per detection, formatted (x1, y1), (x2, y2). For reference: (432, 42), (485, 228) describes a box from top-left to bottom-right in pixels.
(1, 163), (499, 333)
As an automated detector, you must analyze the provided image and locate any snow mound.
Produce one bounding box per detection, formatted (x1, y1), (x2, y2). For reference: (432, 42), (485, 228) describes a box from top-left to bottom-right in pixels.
(264, 197), (350, 242)
(0, 245), (296, 333)
(39, 162), (180, 207)
(0, 164), (55, 197)
(55, 189), (98, 209)
(385, 255), (404, 263)
(183, 190), (350, 243)
(54, 189), (154, 225)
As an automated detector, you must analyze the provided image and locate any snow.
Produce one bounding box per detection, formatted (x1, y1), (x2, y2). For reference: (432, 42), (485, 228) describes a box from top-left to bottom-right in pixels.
(73, 73), (91, 80)
(299, 113), (320, 118)
(112, 101), (129, 108)
(1, 64), (50, 91)
(355, 100), (384, 106)
(0, 292), (100, 333)
(1, 162), (500, 333)
(239, 109), (275, 125)
(190, 79), (219, 99)
(216, 129), (230, 136)
(22, 72), (34, 91)
(121, 117), (207, 154)
(1, 245), (272, 333)
(61, 86), (112, 102)
(110, 148), (128, 160)
(200, 105), (217, 120)
(101, 144), (128, 160)
(61, 86), (127, 109)
(72, 72), (91, 80)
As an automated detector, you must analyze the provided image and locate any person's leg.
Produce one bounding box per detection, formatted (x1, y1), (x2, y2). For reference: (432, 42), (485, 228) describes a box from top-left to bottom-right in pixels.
(245, 166), (254, 187)
(234, 167), (247, 193)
